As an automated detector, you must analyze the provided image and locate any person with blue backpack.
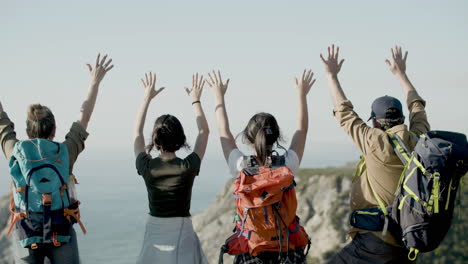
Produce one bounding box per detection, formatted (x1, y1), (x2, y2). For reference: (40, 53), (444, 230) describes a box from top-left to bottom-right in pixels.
(0, 54), (113, 264)
(133, 72), (209, 263)
(321, 44), (468, 264)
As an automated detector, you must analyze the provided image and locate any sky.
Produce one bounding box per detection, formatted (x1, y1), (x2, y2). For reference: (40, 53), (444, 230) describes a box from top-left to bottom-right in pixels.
(0, 1), (467, 194)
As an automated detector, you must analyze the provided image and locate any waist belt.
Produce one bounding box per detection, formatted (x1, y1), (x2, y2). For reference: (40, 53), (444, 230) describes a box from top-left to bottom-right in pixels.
(350, 207), (388, 232)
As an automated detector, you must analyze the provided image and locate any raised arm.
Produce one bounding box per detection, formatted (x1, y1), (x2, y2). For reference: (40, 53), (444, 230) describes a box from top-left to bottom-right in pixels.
(321, 45), (375, 154)
(385, 46), (429, 134)
(385, 46), (420, 99)
(206, 70), (236, 161)
(185, 73), (209, 160)
(321, 45), (348, 107)
(79, 54), (114, 130)
(133, 72), (165, 157)
(289, 69), (315, 162)
(0, 101), (19, 160)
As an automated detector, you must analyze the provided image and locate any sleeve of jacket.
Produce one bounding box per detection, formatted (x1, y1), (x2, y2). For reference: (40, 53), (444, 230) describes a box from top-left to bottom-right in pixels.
(333, 100), (379, 154)
(406, 91), (430, 136)
(0, 112), (19, 161)
(63, 122), (89, 172)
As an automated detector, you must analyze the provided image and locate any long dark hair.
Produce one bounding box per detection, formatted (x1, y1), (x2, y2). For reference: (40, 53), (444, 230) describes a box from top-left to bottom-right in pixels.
(26, 104), (56, 139)
(147, 114), (189, 153)
(242, 112), (282, 165)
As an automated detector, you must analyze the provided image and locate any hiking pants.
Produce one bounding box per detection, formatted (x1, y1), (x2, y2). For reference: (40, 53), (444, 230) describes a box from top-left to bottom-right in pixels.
(326, 232), (414, 264)
(14, 227), (80, 264)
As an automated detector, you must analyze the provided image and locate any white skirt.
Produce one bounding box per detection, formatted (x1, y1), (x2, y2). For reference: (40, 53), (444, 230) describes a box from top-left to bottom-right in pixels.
(136, 215), (208, 264)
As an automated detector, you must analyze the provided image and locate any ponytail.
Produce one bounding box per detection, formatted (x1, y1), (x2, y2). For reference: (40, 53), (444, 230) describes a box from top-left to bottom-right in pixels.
(254, 127), (270, 165)
(243, 113), (281, 166)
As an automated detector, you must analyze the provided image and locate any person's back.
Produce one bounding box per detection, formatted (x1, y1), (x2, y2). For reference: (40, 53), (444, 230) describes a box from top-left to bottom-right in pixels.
(0, 54), (113, 264)
(133, 72), (209, 264)
(321, 45), (429, 263)
(137, 154), (199, 217)
(207, 70), (314, 263)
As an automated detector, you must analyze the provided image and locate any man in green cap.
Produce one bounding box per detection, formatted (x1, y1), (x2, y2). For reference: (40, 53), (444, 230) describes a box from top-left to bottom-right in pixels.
(320, 45), (430, 263)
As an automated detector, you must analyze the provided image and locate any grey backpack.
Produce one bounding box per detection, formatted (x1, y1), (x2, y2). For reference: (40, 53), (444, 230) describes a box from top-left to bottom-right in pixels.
(386, 131), (468, 261)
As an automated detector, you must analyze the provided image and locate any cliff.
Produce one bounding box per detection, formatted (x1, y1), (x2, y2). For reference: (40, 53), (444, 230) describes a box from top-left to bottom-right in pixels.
(193, 167), (354, 263)
(0, 195), (14, 264)
(193, 167), (468, 264)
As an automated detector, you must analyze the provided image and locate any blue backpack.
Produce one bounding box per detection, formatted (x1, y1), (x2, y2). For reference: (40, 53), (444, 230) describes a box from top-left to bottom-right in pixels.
(351, 131), (468, 261)
(7, 139), (86, 249)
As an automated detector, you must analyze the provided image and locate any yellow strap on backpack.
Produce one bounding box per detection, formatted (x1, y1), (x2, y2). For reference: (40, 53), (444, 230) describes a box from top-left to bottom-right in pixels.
(408, 248), (420, 261)
(352, 156), (387, 215)
(366, 172), (388, 216)
(352, 156), (366, 183)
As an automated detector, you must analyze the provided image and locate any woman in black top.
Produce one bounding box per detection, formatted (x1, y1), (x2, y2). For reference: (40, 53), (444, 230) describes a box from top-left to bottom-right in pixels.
(133, 72), (209, 263)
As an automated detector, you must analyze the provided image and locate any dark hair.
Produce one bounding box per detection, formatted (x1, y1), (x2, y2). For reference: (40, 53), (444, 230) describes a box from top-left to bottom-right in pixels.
(147, 114), (189, 153)
(242, 112), (282, 165)
(376, 117), (405, 131)
(26, 104), (56, 139)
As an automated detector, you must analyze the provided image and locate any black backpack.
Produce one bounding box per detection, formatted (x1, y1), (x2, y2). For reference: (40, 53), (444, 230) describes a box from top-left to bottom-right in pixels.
(386, 131), (468, 260)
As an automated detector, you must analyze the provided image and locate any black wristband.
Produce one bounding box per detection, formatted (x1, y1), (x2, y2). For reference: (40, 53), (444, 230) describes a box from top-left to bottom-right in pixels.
(192, 101), (201, 105)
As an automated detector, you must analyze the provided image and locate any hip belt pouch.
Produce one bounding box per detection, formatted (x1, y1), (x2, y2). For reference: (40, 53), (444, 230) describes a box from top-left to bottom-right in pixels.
(349, 207), (385, 231)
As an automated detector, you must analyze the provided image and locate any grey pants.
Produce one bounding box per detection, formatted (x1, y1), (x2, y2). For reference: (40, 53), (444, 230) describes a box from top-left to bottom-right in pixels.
(14, 227), (80, 264)
(326, 232), (414, 264)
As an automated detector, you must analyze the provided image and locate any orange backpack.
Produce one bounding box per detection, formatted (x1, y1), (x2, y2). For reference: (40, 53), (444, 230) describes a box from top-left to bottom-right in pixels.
(219, 155), (310, 263)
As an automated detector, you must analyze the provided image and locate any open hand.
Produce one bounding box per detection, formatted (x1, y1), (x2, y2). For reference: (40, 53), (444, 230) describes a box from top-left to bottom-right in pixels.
(320, 45), (344, 77)
(141, 72), (165, 101)
(185, 73), (205, 102)
(206, 70), (230, 98)
(295, 69), (315, 96)
(386, 46), (408, 76)
(86, 54), (114, 84)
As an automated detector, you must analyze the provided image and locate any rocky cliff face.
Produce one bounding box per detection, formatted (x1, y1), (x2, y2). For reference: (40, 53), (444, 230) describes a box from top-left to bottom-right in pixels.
(0, 195), (14, 264)
(193, 167), (355, 264)
(193, 167), (468, 264)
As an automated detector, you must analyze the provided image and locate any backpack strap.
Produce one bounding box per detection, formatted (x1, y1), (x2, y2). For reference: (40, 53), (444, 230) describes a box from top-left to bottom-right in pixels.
(7, 182), (27, 236)
(64, 201), (87, 234)
(42, 194), (53, 243)
(386, 132), (412, 166)
(352, 156), (366, 183)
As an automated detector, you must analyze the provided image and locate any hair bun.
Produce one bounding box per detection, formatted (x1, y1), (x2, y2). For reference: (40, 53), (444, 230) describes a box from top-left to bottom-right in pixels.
(27, 104), (47, 121)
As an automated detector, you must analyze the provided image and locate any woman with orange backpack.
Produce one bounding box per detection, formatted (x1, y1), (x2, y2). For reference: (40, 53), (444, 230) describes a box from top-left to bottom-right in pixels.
(133, 72), (209, 263)
(208, 70), (314, 264)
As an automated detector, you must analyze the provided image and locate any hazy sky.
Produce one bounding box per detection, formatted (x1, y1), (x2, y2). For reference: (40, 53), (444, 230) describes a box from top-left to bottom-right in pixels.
(1, 1), (467, 168)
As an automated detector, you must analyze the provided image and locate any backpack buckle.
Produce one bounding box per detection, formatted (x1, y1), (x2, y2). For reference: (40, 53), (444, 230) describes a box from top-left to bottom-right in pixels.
(42, 194), (52, 206)
(53, 232), (61, 247)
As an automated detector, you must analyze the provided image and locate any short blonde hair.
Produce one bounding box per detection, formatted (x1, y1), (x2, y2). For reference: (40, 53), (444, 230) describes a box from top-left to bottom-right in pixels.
(26, 104), (56, 139)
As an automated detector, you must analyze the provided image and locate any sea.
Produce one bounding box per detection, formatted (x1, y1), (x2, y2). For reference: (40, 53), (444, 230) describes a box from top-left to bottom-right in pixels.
(0, 146), (357, 263)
